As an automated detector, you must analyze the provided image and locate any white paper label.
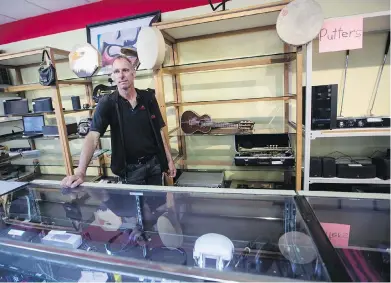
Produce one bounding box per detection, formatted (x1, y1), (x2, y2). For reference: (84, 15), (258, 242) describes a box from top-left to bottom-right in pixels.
(272, 161), (283, 165)
(367, 117), (382, 122)
(48, 230), (67, 235)
(348, 164), (362, 167)
(8, 229), (25, 236)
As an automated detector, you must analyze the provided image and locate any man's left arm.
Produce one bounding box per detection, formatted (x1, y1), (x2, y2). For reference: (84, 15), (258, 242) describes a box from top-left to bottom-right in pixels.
(160, 129), (176, 178)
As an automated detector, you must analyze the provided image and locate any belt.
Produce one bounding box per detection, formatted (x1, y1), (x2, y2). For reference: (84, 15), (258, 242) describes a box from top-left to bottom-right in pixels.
(128, 155), (155, 165)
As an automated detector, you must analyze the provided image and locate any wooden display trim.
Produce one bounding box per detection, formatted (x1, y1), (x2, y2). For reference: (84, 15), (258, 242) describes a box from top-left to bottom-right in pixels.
(153, 0), (290, 31)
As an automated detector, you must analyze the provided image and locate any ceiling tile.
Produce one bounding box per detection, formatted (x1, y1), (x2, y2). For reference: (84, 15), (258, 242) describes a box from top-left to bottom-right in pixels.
(0, 14), (16, 24)
(0, 0), (48, 19)
(26, 0), (97, 11)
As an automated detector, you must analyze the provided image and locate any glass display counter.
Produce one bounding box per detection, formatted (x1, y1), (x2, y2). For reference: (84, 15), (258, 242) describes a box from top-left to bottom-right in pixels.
(0, 180), (386, 282)
(299, 191), (390, 282)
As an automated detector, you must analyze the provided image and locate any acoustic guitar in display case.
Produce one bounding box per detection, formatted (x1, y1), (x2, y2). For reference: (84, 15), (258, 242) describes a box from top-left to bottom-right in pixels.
(180, 110), (254, 135)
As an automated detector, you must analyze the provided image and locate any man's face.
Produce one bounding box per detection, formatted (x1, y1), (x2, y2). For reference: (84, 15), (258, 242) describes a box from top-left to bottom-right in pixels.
(112, 58), (136, 91)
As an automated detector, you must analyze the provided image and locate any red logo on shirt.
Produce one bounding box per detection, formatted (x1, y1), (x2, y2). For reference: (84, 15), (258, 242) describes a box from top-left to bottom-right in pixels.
(140, 105), (145, 110)
(151, 115), (156, 119)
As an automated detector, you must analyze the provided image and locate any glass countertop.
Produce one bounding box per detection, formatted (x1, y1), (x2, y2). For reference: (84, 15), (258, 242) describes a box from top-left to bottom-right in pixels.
(0, 181), (334, 282)
(305, 194), (390, 282)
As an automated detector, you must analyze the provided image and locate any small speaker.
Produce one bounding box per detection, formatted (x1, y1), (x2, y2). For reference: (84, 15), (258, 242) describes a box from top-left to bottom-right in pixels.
(372, 157), (390, 180)
(32, 97), (53, 113)
(71, 96), (81, 110)
(322, 157), (336, 178)
(337, 164), (376, 179)
(310, 157), (322, 177)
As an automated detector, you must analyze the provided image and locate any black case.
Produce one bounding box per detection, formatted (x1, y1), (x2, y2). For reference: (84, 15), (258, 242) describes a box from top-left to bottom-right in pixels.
(337, 164), (376, 179)
(234, 134), (294, 166)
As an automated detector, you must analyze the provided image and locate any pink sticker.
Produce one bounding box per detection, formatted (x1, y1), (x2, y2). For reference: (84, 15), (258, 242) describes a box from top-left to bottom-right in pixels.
(319, 17), (363, 53)
(321, 222), (351, 247)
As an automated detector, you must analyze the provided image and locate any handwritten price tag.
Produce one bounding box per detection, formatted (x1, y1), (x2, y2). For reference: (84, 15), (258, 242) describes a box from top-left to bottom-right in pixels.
(321, 222), (351, 247)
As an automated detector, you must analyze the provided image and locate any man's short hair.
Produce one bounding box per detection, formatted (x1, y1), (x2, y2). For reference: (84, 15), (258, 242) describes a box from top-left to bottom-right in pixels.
(112, 55), (135, 69)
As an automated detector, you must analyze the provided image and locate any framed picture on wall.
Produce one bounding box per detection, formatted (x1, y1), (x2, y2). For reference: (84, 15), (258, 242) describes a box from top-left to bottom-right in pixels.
(86, 11), (160, 76)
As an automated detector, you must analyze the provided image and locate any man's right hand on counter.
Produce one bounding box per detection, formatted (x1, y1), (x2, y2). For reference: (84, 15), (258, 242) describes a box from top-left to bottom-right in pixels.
(61, 170), (86, 188)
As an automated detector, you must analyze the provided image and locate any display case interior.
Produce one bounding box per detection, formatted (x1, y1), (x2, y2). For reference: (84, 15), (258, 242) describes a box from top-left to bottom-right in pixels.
(0, 180), (356, 282)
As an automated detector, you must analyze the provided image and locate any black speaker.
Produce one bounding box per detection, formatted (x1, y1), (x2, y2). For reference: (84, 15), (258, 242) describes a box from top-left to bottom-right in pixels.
(310, 157), (322, 177)
(303, 84), (338, 130)
(32, 97), (53, 113)
(322, 157), (336, 178)
(372, 157), (390, 180)
(337, 164), (376, 179)
(71, 96), (81, 110)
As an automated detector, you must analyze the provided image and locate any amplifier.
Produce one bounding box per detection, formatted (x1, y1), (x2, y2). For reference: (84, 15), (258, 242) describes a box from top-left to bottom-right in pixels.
(42, 123), (78, 136)
(372, 157), (390, 180)
(337, 116), (390, 129)
(337, 164), (376, 179)
(32, 97), (53, 113)
(303, 84), (338, 130)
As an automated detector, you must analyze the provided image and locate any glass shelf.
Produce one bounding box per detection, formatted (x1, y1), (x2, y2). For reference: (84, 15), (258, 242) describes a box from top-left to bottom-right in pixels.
(175, 155), (295, 172)
(162, 52), (296, 74)
(8, 150), (108, 167)
(0, 108), (94, 118)
(169, 124), (288, 137)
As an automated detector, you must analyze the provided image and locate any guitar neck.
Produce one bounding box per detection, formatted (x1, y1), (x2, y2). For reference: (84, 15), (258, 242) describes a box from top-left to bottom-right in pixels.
(202, 122), (239, 128)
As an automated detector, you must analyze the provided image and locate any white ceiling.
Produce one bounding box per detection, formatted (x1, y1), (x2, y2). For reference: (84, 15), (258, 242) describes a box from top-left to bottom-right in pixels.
(0, 0), (101, 24)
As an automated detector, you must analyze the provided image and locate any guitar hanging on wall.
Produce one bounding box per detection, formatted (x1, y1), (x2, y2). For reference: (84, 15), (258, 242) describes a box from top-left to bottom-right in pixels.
(181, 110), (254, 134)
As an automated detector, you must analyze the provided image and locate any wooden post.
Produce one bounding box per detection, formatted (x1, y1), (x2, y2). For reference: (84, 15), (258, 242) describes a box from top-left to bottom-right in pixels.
(14, 67), (26, 99)
(49, 48), (74, 176)
(295, 47), (303, 191)
(284, 44), (290, 133)
(172, 43), (187, 166)
(154, 69), (169, 142)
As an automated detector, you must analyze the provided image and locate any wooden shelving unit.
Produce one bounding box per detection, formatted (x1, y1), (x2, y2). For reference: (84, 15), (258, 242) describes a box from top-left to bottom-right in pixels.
(153, 0), (304, 190)
(0, 46), (102, 178)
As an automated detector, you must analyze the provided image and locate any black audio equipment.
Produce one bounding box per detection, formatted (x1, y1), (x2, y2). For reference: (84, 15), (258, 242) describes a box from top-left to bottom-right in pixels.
(372, 157), (390, 180)
(3, 99), (29, 115)
(337, 116), (390, 129)
(32, 97), (53, 112)
(303, 84), (338, 130)
(322, 157), (336, 178)
(337, 164), (376, 179)
(71, 96), (81, 110)
(310, 157), (322, 177)
(42, 123), (78, 136)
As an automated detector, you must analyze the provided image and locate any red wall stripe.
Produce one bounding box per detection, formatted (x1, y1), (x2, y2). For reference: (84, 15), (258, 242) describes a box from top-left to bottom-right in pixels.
(0, 0), (221, 45)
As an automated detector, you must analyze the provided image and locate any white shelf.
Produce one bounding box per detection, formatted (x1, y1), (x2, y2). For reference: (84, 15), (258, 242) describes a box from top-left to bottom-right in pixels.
(310, 128), (390, 139)
(309, 177), (390, 185)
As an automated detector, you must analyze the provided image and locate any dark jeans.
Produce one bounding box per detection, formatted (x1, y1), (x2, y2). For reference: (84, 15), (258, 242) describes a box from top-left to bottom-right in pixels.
(121, 156), (162, 186)
(116, 156), (165, 218)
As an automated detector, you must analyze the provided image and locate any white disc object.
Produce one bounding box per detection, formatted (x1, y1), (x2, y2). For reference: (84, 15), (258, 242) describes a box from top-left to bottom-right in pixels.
(278, 231), (317, 264)
(277, 0), (324, 46)
(157, 211), (183, 250)
(69, 43), (101, 78)
(137, 27), (166, 70)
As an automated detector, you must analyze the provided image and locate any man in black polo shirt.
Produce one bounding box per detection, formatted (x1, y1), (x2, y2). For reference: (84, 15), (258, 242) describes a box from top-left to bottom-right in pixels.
(62, 55), (176, 188)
